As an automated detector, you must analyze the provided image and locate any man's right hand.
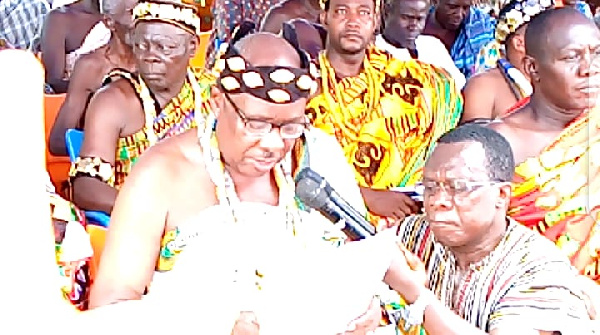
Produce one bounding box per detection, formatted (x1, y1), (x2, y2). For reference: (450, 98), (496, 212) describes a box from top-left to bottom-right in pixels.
(360, 188), (421, 221)
(231, 311), (260, 335)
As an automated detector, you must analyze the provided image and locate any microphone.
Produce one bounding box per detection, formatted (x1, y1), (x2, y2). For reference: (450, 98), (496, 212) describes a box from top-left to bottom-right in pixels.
(295, 168), (376, 240)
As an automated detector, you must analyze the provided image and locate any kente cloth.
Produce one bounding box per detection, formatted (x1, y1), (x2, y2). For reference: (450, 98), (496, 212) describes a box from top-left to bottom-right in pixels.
(507, 104), (600, 283)
(445, 6), (495, 79)
(205, 0), (283, 68)
(101, 68), (214, 189)
(49, 176), (93, 310)
(307, 46), (462, 197)
(475, 0), (554, 74)
(395, 215), (594, 334)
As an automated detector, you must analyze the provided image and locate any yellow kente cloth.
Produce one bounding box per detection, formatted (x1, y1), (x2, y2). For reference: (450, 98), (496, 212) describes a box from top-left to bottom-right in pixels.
(508, 106), (600, 283)
(307, 47), (462, 192)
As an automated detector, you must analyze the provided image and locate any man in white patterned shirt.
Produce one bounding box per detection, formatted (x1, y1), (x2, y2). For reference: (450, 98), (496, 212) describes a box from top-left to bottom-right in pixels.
(0, 0), (51, 51)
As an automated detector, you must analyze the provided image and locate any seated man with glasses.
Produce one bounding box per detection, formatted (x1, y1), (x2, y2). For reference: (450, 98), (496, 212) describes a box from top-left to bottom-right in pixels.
(388, 124), (595, 334)
(89, 22), (392, 334)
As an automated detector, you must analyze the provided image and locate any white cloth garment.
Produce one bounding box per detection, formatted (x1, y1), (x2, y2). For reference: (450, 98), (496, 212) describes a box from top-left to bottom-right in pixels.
(375, 34), (466, 90)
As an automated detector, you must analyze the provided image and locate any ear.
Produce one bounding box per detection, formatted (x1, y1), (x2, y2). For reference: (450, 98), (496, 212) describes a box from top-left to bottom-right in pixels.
(523, 55), (539, 82)
(512, 34), (525, 53)
(102, 15), (116, 31)
(187, 36), (198, 59)
(210, 85), (224, 117)
(496, 183), (512, 208)
(320, 11), (328, 28)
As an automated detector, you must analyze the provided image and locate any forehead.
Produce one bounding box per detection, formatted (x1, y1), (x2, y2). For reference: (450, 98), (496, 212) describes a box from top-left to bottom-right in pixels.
(229, 93), (307, 120)
(441, 0), (471, 7)
(395, 0), (430, 12)
(133, 21), (189, 39)
(329, 0), (375, 9)
(548, 22), (600, 54)
(424, 142), (489, 179)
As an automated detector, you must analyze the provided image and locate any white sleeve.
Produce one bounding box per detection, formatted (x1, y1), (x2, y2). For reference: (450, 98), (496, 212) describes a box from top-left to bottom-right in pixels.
(305, 127), (367, 216)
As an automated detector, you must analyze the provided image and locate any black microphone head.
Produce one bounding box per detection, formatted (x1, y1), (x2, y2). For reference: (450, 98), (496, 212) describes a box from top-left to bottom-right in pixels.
(295, 176), (329, 211)
(295, 167), (324, 184)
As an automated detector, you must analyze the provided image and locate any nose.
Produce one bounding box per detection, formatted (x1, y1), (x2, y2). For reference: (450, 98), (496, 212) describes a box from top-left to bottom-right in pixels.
(426, 186), (453, 210)
(258, 129), (285, 151)
(579, 49), (600, 77)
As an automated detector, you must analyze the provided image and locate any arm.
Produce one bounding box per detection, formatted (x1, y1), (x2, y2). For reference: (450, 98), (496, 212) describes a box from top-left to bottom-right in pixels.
(48, 55), (101, 156)
(40, 11), (69, 93)
(71, 85), (124, 213)
(89, 151), (170, 308)
(383, 258), (560, 335)
(460, 73), (495, 124)
(259, 7), (291, 34)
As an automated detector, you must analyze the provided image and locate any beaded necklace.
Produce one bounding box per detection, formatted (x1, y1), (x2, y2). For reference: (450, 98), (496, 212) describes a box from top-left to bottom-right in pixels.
(136, 69), (203, 144)
(197, 111), (309, 292)
(497, 58), (532, 99)
(317, 51), (382, 122)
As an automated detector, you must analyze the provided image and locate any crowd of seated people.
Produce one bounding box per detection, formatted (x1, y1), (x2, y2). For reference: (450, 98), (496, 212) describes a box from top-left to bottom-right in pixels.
(3, 0), (600, 333)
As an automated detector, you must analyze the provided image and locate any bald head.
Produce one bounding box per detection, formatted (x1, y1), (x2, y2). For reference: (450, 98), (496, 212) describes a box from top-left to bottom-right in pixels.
(234, 32), (302, 68)
(525, 7), (595, 60)
(101, 0), (136, 15)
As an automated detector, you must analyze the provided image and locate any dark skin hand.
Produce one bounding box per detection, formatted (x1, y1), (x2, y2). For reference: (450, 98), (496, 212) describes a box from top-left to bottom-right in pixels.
(40, 3), (102, 93)
(360, 187), (421, 222)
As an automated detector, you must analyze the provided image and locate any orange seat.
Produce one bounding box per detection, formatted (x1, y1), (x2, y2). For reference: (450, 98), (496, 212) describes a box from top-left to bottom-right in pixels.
(86, 224), (107, 279)
(190, 31), (211, 70)
(44, 94), (70, 196)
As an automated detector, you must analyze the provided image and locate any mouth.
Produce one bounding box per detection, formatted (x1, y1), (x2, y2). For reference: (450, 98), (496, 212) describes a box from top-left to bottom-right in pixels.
(342, 32), (362, 40)
(252, 158), (279, 171)
(577, 85), (600, 94)
(142, 73), (165, 80)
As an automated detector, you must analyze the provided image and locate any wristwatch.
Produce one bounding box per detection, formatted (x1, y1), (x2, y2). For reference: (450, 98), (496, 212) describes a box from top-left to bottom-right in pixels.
(398, 288), (436, 331)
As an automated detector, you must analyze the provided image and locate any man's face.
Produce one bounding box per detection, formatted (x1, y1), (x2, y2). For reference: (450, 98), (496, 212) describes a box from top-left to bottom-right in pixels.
(384, 0), (429, 48)
(131, 22), (197, 91)
(214, 91), (308, 178)
(422, 142), (509, 249)
(322, 0), (377, 55)
(528, 20), (600, 113)
(435, 0), (471, 31)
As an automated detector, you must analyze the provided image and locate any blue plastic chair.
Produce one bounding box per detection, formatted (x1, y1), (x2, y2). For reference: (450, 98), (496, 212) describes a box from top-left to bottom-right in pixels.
(65, 129), (111, 228)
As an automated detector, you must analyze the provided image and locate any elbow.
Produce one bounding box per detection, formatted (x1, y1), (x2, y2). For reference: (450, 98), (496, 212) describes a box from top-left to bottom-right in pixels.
(72, 178), (115, 214)
(48, 132), (67, 156)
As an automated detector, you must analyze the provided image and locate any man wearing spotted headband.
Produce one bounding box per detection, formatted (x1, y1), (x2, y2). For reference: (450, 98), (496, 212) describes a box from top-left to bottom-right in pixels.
(89, 24), (394, 334)
(69, 0), (213, 215)
(462, 0), (554, 124)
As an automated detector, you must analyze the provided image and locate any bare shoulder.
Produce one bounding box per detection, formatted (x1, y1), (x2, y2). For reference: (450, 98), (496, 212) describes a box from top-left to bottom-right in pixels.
(70, 50), (108, 81)
(133, 129), (206, 181)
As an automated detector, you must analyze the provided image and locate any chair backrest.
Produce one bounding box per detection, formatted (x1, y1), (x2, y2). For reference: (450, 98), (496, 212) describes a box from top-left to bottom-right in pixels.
(44, 94), (70, 196)
(190, 31), (211, 70)
(65, 129), (84, 162)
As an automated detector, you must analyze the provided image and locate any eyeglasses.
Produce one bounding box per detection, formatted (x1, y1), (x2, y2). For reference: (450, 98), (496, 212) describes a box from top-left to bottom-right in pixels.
(418, 180), (506, 205)
(223, 93), (308, 139)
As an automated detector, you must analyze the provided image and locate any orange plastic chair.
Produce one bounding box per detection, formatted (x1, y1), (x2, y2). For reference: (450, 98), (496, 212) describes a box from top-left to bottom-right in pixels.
(86, 224), (107, 279)
(44, 94), (71, 196)
(190, 31), (211, 70)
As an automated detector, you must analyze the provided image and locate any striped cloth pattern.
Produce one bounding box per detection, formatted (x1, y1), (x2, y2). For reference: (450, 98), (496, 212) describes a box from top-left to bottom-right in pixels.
(396, 215), (595, 334)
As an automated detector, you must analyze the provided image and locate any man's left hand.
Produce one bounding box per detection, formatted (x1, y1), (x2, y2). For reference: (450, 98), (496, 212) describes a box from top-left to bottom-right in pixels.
(338, 296), (381, 335)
